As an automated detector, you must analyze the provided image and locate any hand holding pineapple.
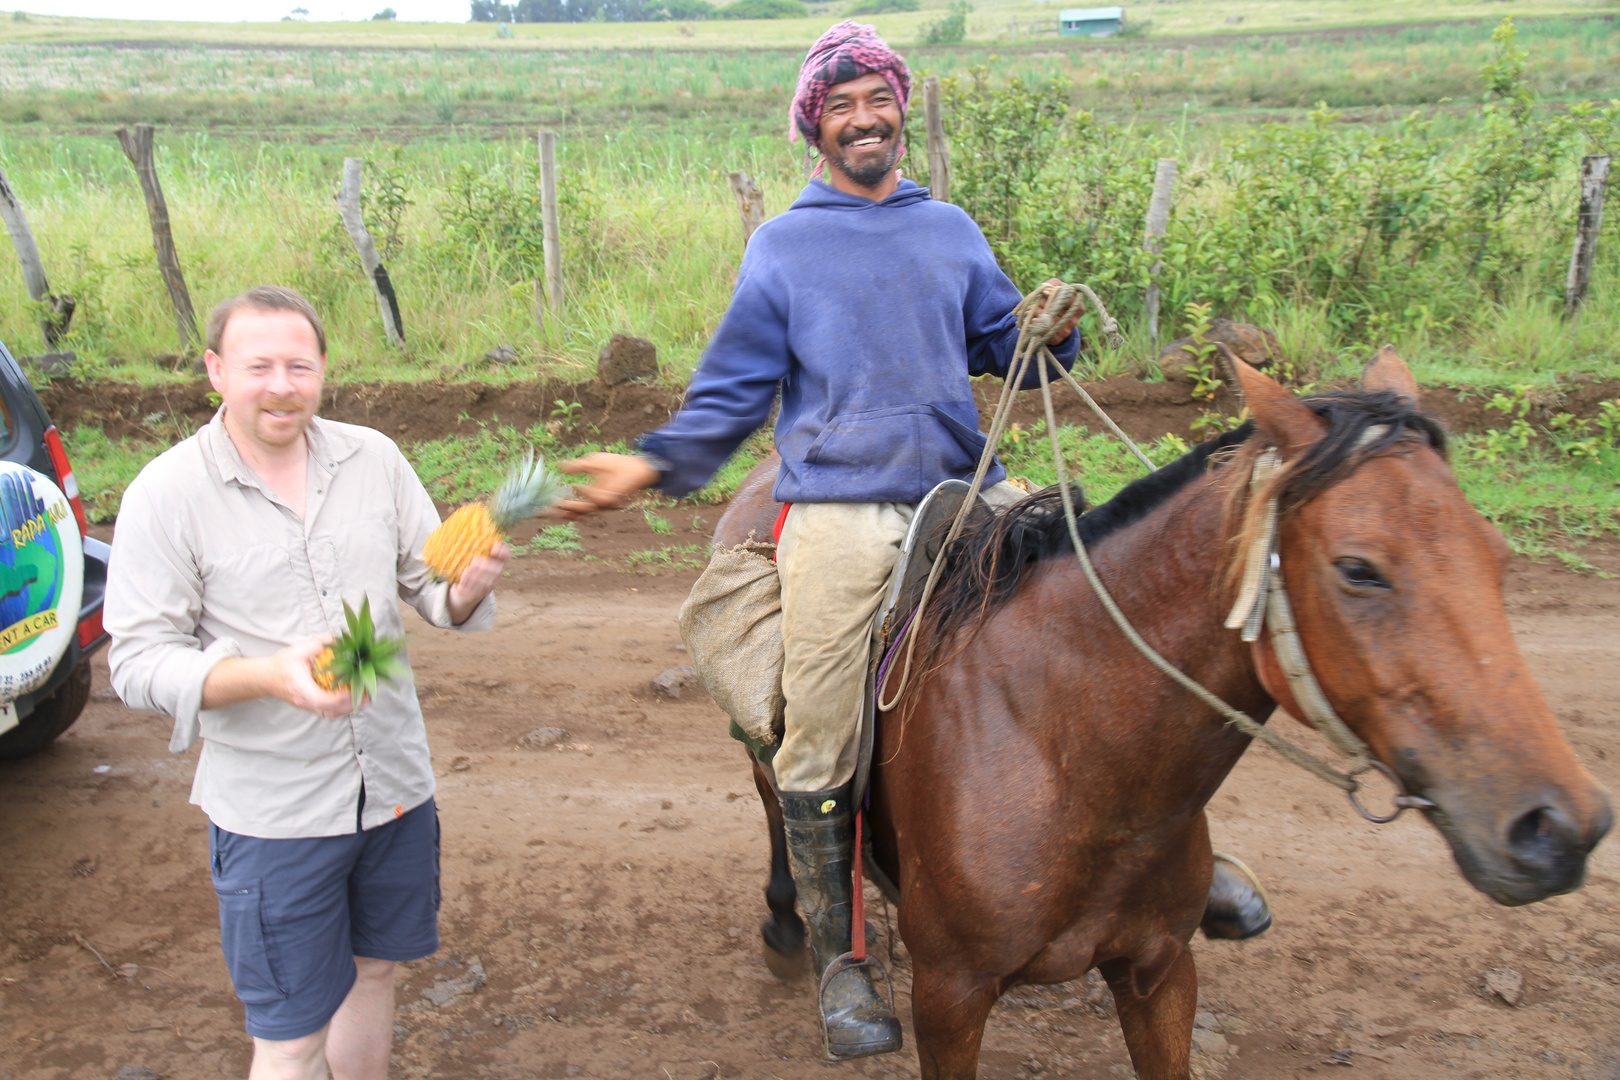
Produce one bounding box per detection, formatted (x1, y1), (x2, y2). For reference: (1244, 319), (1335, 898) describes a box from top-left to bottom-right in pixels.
(311, 596), (410, 711)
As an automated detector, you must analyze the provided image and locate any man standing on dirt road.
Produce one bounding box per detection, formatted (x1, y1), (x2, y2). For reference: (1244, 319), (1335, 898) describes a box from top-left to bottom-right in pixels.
(556, 22), (1086, 1060)
(105, 285), (509, 1080)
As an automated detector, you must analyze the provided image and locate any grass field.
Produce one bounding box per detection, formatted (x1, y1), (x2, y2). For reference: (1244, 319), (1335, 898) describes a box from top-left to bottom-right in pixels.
(3, 1), (1615, 51)
(2, 12), (1617, 386)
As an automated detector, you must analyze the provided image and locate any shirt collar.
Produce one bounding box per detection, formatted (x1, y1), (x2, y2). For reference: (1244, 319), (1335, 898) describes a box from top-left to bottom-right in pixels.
(204, 408), (363, 490)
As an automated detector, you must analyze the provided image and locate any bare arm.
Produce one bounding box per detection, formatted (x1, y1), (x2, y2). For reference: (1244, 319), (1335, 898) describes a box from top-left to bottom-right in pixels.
(201, 637), (353, 718)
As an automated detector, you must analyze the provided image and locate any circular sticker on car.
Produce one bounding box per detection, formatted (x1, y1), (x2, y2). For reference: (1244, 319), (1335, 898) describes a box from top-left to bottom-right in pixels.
(0, 462), (83, 703)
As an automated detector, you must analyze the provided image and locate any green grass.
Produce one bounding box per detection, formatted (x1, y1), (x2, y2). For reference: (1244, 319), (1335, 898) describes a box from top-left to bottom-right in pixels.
(65, 418), (1620, 570)
(1, 17), (1617, 386)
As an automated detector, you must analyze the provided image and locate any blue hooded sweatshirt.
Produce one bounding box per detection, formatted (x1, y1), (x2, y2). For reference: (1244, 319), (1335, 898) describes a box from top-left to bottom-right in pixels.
(640, 178), (1079, 504)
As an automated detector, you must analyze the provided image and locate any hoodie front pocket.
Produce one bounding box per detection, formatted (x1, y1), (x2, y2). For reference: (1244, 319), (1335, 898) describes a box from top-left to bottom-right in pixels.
(803, 406), (926, 468)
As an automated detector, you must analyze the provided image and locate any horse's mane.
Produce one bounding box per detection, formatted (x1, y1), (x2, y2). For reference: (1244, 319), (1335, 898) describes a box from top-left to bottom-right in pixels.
(918, 390), (1448, 656)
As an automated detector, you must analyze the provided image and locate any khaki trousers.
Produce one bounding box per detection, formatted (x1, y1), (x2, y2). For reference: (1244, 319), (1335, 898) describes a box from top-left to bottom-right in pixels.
(772, 483), (1025, 793)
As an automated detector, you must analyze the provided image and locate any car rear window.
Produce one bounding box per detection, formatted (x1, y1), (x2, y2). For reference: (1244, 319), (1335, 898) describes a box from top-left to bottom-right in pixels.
(0, 395), (15, 456)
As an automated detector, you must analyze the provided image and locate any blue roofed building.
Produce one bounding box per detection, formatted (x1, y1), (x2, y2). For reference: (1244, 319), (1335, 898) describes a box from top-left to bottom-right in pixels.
(1059, 6), (1123, 37)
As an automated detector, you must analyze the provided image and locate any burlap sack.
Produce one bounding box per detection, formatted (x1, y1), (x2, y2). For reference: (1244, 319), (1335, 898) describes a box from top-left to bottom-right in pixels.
(677, 540), (786, 746)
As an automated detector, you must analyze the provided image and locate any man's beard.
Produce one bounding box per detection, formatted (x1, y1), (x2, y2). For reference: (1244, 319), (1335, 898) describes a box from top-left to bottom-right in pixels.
(825, 122), (900, 189)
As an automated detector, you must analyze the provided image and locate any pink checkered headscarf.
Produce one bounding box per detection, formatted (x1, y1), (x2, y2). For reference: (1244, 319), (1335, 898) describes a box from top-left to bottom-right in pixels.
(789, 21), (912, 154)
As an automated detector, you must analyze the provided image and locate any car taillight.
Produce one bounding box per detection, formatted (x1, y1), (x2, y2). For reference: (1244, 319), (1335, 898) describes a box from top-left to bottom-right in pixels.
(42, 425), (87, 538)
(77, 607), (103, 650)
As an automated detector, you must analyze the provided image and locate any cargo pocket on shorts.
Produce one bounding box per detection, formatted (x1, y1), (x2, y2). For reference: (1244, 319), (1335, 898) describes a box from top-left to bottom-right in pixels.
(433, 810), (443, 913)
(214, 878), (289, 1005)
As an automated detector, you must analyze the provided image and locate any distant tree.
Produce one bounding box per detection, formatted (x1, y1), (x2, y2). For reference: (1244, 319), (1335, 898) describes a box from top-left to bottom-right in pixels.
(649, 0), (715, 17)
(718, 0), (805, 17)
(288, 5), (309, 16)
(918, 0), (968, 43)
(372, 6), (397, 17)
(470, 0), (516, 18)
(847, 0), (916, 14)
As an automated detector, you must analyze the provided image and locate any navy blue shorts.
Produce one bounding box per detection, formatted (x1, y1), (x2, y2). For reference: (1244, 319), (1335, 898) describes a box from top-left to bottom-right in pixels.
(209, 798), (440, 1041)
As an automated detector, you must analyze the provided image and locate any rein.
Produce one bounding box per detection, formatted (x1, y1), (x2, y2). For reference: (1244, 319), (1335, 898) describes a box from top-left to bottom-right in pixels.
(878, 284), (1434, 821)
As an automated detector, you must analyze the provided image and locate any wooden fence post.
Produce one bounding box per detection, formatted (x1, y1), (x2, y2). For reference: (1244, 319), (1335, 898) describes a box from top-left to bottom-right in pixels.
(1565, 153), (1610, 316)
(115, 123), (198, 351)
(0, 164), (74, 349)
(335, 157), (405, 348)
(728, 170), (766, 245)
(924, 75), (950, 204)
(538, 130), (563, 320)
(1142, 157), (1178, 348)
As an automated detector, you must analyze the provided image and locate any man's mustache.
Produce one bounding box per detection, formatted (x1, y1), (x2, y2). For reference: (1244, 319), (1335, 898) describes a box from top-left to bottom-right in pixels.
(838, 121), (894, 148)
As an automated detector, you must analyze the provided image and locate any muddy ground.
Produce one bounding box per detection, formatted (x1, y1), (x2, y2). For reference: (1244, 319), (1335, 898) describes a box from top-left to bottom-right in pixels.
(35, 374), (1620, 446)
(1, 501), (1617, 1080)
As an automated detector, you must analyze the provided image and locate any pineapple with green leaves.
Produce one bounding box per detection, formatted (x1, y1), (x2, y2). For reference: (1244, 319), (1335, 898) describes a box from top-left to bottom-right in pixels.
(421, 449), (567, 584)
(312, 596), (410, 710)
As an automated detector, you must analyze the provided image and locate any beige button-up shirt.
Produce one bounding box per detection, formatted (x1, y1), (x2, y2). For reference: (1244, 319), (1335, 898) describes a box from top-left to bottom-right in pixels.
(106, 411), (494, 839)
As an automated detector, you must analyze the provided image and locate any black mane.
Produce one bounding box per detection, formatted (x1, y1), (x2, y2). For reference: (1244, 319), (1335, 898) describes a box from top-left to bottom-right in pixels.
(919, 390), (1447, 652)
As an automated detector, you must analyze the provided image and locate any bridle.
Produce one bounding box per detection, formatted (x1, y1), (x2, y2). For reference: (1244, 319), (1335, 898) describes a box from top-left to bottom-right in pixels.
(1224, 444), (1436, 822)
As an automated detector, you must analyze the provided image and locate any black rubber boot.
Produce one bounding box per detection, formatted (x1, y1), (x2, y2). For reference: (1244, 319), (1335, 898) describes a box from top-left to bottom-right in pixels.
(1201, 856), (1273, 940)
(779, 785), (903, 1060)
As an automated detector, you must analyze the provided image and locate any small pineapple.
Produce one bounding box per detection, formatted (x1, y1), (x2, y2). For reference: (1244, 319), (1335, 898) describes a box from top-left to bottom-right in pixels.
(311, 595), (410, 710)
(421, 450), (566, 583)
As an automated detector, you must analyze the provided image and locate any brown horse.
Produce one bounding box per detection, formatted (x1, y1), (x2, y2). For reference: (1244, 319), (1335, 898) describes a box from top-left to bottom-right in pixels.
(715, 351), (1612, 1079)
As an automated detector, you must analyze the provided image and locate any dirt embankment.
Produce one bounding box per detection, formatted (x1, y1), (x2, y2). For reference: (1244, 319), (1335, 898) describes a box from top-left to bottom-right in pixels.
(37, 375), (1620, 447)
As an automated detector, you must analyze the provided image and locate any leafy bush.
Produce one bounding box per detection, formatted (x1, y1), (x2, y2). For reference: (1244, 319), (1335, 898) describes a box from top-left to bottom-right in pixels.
(434, 157), (605, 283)
(932, 17), (1620, 366)
(847, 0), (917, 14)
(650, 0), (716, 17)
(918, 0), (969, 44)
(717, 0), (806, 17)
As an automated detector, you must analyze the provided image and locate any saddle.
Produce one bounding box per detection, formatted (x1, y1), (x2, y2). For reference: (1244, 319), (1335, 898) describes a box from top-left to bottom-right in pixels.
(855, 479), (997, 903)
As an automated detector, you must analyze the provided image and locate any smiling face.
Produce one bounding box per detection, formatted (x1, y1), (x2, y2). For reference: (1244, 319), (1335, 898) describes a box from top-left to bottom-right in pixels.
(205, 308), (326, 458)
(815, 71), (904, 194)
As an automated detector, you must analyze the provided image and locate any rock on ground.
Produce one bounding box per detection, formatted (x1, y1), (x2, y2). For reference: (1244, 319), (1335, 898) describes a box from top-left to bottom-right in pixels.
(597, 334), (658, 385)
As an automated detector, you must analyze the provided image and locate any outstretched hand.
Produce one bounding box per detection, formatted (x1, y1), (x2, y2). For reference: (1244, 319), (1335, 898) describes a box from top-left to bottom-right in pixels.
(554, 453), (660, 519)
(1031, 277), (1085, 346)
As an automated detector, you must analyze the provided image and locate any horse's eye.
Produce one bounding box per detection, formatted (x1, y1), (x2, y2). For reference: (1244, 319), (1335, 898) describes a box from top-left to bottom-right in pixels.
(1335, 557), (1390, 591)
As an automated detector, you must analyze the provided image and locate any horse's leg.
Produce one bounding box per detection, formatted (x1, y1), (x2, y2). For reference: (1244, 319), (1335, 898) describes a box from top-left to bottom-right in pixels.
(751, 753), (807, 979)
(1099, 948), (1198, 1080)
(910, 962), (998, 1080)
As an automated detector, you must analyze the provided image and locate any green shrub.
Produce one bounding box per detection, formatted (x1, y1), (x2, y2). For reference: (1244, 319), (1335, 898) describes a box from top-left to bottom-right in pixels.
(918, 0), (968, 44)
(847, 0), (917, 14)
(652, 0), (716, 16)
(717, 0), (805, 18)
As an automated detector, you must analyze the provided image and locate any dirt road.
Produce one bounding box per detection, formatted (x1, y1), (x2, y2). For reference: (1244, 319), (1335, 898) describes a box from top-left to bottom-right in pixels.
(2, 513), (1617, 1080)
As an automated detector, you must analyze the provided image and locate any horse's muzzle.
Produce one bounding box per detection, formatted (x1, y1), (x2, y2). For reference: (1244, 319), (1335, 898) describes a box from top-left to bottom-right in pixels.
(1438, 788), (1614, 906)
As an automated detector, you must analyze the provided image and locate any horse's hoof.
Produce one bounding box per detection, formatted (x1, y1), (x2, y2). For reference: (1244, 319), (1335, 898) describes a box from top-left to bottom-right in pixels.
(1201, 854), (1273, 940)
(762, 917), (808, 981)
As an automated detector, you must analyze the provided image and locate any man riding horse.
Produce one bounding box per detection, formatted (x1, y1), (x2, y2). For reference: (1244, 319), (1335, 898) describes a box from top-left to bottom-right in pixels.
(559, 21), (1267, 1059)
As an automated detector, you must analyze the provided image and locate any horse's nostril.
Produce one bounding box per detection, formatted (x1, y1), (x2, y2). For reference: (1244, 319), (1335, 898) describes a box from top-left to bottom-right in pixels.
(1508, 807), (1554, 851)
(1505, 805), (1588, 886)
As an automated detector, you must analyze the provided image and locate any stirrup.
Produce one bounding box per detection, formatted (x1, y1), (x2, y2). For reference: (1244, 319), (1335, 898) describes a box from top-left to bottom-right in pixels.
(816, 950), (898, 1061)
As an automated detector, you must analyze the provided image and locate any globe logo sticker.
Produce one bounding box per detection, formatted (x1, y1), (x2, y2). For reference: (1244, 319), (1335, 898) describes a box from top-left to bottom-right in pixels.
(0, 462), (83, 702)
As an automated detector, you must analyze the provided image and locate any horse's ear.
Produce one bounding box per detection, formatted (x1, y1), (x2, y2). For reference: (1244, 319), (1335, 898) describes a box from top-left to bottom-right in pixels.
(1220, 345), (1327, 457)
(1360, 344), (1420, 403)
